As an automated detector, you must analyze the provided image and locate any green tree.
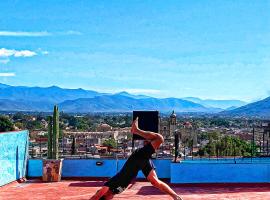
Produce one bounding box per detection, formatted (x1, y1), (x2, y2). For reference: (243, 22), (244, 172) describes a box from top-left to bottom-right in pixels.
(68, 116), (90, 130)
(199, 134), (258, 157)
(103, 138), (117, 154)
(14, 122), (24, 130)
(25, 120), (43, 130)
(210, 118), (230, 127)
(103, 138), (117, 148)
(0, 116), (14, 132)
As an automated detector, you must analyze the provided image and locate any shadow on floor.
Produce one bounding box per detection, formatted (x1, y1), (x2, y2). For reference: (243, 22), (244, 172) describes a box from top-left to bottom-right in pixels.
(171, 185), (270, 195)
(136, 184), (270, 195)
(69, 181), (104, 187)
(136, 186), (165, 195)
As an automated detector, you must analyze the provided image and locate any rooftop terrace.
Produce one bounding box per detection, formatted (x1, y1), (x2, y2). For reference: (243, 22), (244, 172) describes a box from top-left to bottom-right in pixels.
(1, 130), (270, 200)
(2, 179), (270, 200)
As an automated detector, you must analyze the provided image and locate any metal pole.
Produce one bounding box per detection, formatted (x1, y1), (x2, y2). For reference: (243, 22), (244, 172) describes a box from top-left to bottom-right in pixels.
(233, 139), (236, 164)
(263, 132), (265, 156)
(62, 131), (64, 157)
(260, 140), (262, 156)
(191, 139), (193, 160)
(116, 139), (118, 153)
(217, 146), (219, 161)
(39, 137), (42, 158)
(174, 133), (179, 163)
(183, 145), (186, 160)
(162, 140), (164, 159)
(267, 140), (269, 156)
(32, 142), (34, 158)
(252, 127), (255, 162)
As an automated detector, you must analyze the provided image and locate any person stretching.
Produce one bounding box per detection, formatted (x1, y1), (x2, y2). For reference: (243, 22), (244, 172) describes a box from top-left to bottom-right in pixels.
(90, 117), (183, 200)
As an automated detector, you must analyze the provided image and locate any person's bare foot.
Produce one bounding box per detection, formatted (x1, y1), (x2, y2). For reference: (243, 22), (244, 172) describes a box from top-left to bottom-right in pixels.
(173, 195), (183, 200)
(131, 117), (139, 134)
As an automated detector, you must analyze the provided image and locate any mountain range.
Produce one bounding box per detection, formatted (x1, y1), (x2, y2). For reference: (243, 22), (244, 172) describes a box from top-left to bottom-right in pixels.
(182, 97), (246, 109)
(0, 83), (215, 113)
(0, 83), (268, 117)
(222, 96), (270, 118)
(0, 83), (103, 103)
(59, 95), (217, 113)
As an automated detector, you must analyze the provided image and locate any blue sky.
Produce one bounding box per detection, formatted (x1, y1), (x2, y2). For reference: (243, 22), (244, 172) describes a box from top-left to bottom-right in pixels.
(0, 0), (269, 102)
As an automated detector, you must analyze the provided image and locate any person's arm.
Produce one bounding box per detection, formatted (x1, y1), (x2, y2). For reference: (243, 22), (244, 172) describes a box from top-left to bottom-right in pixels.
(90, 186), (110, 200)
(131, 117), (164, 150)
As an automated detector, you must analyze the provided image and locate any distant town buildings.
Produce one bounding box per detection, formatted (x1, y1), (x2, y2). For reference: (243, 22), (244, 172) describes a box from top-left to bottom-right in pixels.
(96, 123), (113, 132)
(26, 111), (270, 159)
(159, 111), (177, 138)
(178, 121), (198, 147)
(262, 121), (270, 155)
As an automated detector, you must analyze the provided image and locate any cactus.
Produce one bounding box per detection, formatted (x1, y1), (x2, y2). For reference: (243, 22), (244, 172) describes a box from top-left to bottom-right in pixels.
(53, 105), (60, 159)
(47, 105), (60, 159)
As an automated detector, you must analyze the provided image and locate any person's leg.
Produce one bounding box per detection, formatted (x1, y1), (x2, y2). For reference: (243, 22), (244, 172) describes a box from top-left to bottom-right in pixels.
(147, 170), (183, 200)
(90, 186), (114, 200)
(131, 117), (164, 150)
(103, 191), (114, 200)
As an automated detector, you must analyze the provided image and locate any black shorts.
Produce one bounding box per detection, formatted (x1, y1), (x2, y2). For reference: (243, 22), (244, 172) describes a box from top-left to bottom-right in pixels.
(134, 143), (156, 160)
(104, 143), (156, 194)
(135, 143), (156, 177)
(140, 158), (155, 177)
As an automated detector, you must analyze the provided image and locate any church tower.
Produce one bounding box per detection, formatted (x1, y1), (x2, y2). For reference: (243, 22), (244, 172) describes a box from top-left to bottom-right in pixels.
(169, 110), (177, 137)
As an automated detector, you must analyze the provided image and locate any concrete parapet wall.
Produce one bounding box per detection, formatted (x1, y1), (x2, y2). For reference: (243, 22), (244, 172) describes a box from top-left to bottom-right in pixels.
(0, 130), (29, 186)
(171, 163), (270, 183)
(27, 158), (270, 183)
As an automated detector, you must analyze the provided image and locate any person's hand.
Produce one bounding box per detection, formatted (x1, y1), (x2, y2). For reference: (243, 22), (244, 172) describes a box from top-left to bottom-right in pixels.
(131, 117), (139, 134)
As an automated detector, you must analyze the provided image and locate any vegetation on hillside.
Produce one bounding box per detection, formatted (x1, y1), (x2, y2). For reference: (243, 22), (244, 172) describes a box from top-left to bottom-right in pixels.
(0, 115), (14, 132)
(197, 132), (259, 157)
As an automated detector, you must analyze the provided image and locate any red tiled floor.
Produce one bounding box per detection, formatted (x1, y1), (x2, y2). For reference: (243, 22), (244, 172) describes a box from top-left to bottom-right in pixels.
(1, 179), (270, 200)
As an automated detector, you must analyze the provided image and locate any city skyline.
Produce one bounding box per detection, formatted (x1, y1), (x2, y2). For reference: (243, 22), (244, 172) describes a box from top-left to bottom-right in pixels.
(0, 0), (269, 101)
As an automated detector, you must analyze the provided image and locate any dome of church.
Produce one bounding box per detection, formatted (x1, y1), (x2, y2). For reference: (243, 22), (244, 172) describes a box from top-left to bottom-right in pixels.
(170, 110), (176, 118)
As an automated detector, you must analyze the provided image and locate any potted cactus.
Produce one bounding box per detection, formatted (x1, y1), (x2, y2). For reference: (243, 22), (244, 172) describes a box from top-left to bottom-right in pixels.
(42, 105), (63, 182)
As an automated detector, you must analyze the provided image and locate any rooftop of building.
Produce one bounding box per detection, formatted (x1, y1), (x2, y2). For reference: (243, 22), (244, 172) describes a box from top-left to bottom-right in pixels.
(1, 179), (270, 200)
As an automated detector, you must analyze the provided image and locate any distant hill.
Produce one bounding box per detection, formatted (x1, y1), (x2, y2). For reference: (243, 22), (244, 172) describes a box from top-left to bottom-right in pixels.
(0, 83), (10, 89)
(115, 92), (150, 99)
(225, 106), (238, 111)
(0, 99), (51, 111)
(182, 97), (247, 109)
(0, 83), (239, 113)
(222, 96), (270, 118)
(59, 94), (217, 113)
(0, 84), (105, 103)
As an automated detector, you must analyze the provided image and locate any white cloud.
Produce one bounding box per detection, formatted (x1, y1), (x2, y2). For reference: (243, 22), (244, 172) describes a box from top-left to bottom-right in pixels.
(0, 48), (37, 58)
(0, 31), (51, 37)
(98, 88), (161, 95)
(64, 30), (82, 35)
(0, 30), (82, 37)
(14, 50), (36, 57)
(41, 51), (49, 55)
(124, 88), (161, 95)
(0, 48), (15, 57)
(0, 73), (15, 77)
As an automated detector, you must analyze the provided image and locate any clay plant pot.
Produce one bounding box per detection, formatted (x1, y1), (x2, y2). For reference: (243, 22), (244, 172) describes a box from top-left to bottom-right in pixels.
(42, 159), (63, 182)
